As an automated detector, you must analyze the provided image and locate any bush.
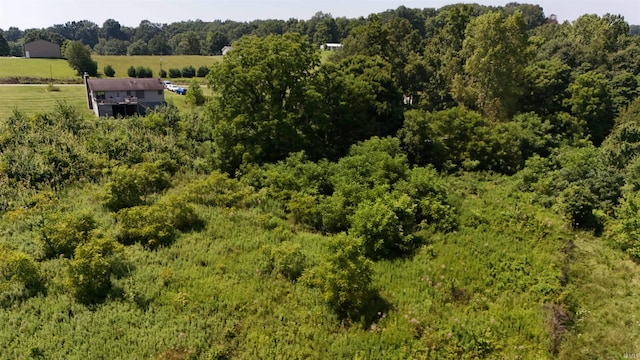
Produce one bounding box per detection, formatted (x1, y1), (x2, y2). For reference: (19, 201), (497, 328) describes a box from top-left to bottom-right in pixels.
(40, 209), (97, 258)
(102, 162), (171, 212)
(116, 205), (175, 248)
(300, 234), (373, 319)
(609, 191), (640, 261)
(127, 65), (136, 78)
(185, 79), (205, 106)
(65, 237), (127, 304)
(135, 66), (153, 78)
(196, 65), (210, 77)
(159, 69), (167, 78)
(168, 68), (181, 78)
(350, 194), (417, 259)
(104, 64), (115, 77)
(0, 247), (41, 305)
(183, 171), (254, 208)
(555, 183), (598, 229)
(182, 65), (196, 78)
(262, 242), (307, 280)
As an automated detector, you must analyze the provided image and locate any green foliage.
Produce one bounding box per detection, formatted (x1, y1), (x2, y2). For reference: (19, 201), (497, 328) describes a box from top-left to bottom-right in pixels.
(0, 247), (41, 305)
(609, 191), (640, 260)
(181, 65), (196, 78)
(103, 64), (116, 77)
(168, 68), (181, 78)
(185, 79), (205, 106)
(127, 65), (136, 78)
(116, 204), (175, 248)
(40, 209), (97, 258)
(65, 236), (127, 304)
(261, 242), (307, 281)
(350, 193), (417, 259)
(159, 69), (167, 78)
(565, 71), (614, 145)
(102, 162), (171, 212)
(300, 234), (373, 319)
(62, 40), (98, 76)
(182, 171), (254, 208)
(135, 66), (153, 78)
(0, 33), (9, 56)
(453, 11), (529, 120)
(196, 65), (210, 77)
(555, 183), (598, 230)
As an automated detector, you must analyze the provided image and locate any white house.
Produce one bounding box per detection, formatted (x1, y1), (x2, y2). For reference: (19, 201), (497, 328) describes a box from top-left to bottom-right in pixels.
(320, 43), (342, 51)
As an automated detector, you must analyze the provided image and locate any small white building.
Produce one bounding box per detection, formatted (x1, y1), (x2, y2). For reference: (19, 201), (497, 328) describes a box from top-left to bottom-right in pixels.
(320, 43), (342, 51)
(221, 45), (232, 55)
(84, 75), (165, 117)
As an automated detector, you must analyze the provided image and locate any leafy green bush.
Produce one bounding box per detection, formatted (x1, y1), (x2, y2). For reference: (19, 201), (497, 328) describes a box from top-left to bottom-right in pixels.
(555, 183), (597, 229)
(609, 191), (640, 260)
(65, 237), (127, 304)
(159, 69), (167, 78)
(350, 194), (417, 259)
(185, 79), (205, 106)
(300, 234), (373, 319)
(127, 65), (136, 77)
(0, 247), (41, 305)
(261, 242), (307, 281)
(116, 196), (199, 248)
(168, 68), (181, 78)
(135, 66), (153, 78)
(182, 65), (196, 78)
(102, 162), (171, 212)
(183, 171), (254, 208)
(40, 209), (97, 258)
(103, 64), (115, 77)
(196, 65), (210, 77)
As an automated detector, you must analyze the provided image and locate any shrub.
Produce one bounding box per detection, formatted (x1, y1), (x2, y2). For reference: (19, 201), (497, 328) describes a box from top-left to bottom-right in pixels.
(116, 205), (175, 248)
(262, 242), (307, 281)
(0, 247), (41, 305)
(181, 65), (196, 78)
(350, 193), (417, 259)
(104, 64), (115, 77)
(135, 66), (153, 78)
(102, 162), (171, 212)
(183, 171), (254, 208)
(300, 234), (373, 319)
(65, 237), (127, 304)
(196, 65), (210, 77)
(40, 209), (97, 258)
(159, 69), (167, 78)
(185, 79), (205, 106)
(609, 191), (640, 261)
(555, 183), (597, 229)
(127, 65), (136, 78)
(168, 68), (181, 78)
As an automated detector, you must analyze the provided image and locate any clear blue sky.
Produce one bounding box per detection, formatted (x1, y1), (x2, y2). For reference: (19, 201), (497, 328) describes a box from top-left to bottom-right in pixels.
(1, 0), (639, 29)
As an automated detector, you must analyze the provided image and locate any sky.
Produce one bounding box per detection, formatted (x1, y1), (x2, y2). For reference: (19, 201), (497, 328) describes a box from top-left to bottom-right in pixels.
(0, 0), (639, 30)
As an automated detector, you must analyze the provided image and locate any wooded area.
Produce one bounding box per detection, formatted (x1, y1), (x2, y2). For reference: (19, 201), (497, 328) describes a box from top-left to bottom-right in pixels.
(1, 3), (640, 359)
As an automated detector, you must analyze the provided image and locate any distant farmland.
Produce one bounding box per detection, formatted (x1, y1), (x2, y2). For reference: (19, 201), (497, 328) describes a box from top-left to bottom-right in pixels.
(0, 55), (222, 82)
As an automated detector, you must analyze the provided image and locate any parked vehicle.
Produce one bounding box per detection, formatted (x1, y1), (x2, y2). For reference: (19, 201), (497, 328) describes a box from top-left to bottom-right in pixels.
(175, 87), (187, 95)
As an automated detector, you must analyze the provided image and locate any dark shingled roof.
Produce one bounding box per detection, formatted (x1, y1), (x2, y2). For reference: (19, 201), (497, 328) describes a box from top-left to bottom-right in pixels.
(87, 78), (165, 92)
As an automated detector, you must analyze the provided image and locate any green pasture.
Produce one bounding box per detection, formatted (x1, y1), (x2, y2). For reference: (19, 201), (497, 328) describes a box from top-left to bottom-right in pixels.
(0, 85), (91, 118)
(0, 58), (77, 80)
(94, 55), (222, 79)
(0, 56), (222, 82)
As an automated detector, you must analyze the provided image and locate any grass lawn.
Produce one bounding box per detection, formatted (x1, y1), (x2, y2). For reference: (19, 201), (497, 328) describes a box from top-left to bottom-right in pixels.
(0, 85), (210, 119)
(0, 85), (92, 118)
(94, 55), (221, 79)
(0, 58), (77, 80)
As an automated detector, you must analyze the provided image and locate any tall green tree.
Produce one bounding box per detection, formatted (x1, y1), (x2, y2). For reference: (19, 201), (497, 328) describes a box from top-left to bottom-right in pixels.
(62, 40), (98, 76)
(0, 33), (9, 56)
(453, 11), (529, 120)
(564, 71), (614, 145)
(207, 33), (320, 173)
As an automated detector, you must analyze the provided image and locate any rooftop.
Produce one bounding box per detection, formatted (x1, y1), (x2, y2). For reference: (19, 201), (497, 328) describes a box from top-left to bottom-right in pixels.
(87, 78), (165, 92)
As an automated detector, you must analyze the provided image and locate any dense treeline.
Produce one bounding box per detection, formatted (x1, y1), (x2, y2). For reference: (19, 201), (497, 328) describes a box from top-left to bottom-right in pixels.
(1, 3), (640, 358)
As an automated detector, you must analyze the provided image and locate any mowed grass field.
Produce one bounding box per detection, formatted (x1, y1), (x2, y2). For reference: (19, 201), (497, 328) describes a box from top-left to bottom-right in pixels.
(0, 55), (222, 81)
(94, 55), (222, 79)
(0, 85), (205, 119)
(0, 58), (78, 80)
